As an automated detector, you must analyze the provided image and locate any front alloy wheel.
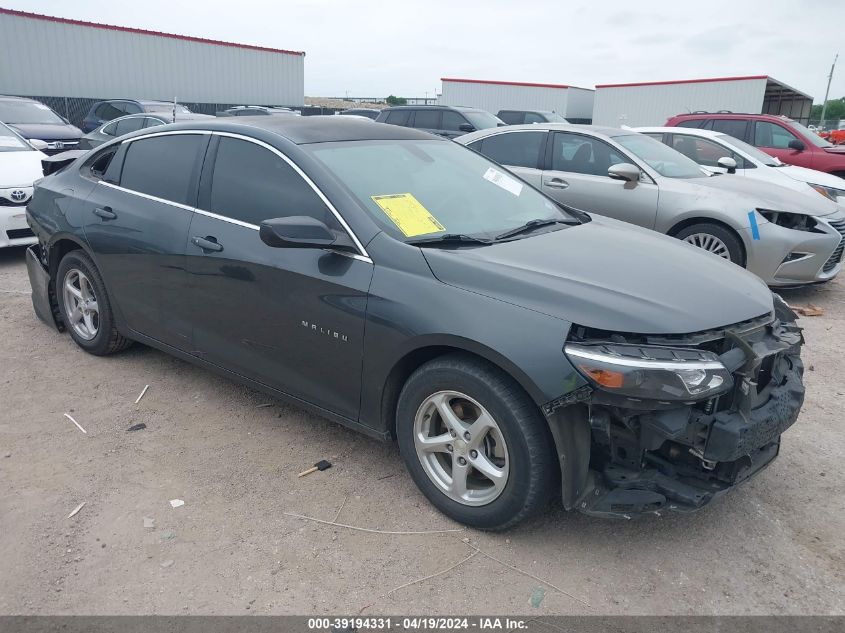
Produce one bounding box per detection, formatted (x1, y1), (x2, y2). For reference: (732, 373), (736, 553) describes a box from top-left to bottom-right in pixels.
(414, 391), (509, 506)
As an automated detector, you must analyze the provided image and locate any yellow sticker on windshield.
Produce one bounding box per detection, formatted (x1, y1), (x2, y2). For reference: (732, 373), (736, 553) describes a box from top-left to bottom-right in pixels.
(371, 193), (445, 238)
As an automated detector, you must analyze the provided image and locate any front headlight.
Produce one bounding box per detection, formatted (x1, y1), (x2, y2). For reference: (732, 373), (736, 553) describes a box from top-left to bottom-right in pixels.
(564, 343), (733, 402)
(757, 210), (821, 233)
(809, 183), (845, 202)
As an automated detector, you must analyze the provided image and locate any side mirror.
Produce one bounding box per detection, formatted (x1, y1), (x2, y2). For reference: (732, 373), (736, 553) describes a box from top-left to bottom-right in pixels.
(717, 156), (737, 174)
(29, 139), (49, 151)
(788, 139), (805, 152)
(458, 123), (475, 133)
(608, 163), (641, 183)
(259, 216), (357, 252)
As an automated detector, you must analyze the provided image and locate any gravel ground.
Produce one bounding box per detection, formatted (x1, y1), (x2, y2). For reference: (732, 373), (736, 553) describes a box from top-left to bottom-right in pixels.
(0, 245), (842, 616)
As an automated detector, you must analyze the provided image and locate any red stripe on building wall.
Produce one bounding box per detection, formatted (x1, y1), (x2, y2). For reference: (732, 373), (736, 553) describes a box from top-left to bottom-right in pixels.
(441, 77), (577, 90)
(595, 75), (769, 89)
(0, 7), (305, 56)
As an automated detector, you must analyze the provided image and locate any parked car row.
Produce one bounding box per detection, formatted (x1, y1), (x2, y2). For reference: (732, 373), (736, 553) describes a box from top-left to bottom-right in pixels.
(24, 115), (810, 528)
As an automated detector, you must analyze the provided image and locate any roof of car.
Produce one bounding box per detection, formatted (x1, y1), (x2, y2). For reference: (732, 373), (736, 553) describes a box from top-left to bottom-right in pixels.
(137, 116), (438, 144)
(635, 126), (724, 138)
(671, 112), (794, 121)
(462, 123), (630, 138)
(102, 112), (214, 124)
(381, 105), (485, 112)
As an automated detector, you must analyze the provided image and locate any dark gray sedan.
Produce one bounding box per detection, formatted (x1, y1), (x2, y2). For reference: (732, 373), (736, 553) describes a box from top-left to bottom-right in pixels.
(25, 117), (805, 528)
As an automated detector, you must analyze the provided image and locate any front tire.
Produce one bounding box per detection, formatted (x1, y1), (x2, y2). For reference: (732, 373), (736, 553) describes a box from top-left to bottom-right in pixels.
(675, 222), (745, 266)
(396, 354), (556, 530)
(56, 250), (132, 355)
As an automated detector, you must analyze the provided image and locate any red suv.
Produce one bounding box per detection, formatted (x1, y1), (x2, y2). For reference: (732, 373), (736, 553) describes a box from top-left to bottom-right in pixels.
(664, 112), (845, 178)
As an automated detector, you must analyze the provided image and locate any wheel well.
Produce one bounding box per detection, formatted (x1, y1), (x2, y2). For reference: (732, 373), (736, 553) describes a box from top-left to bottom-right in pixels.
(48, 238), (85, 278)
(381, 346), (532, 439)
(667, 216), (747, 266)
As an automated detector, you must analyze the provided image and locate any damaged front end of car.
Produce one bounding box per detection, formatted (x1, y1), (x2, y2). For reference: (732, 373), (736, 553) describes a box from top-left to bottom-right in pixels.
(545, 295), (805, 518)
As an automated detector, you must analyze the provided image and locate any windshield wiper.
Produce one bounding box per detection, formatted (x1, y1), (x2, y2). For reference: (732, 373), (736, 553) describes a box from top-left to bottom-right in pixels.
(494, 218), (574, 241)
(406, 233), (493, 247)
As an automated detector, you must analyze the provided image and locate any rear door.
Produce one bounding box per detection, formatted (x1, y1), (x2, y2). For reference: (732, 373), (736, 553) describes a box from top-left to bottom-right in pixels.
(541, 131), (659, 228)
(184, 134), (373, 420)
(410, 109), (443, 136)
(466, 130), (547, 188)
(80, 131), (207, 349)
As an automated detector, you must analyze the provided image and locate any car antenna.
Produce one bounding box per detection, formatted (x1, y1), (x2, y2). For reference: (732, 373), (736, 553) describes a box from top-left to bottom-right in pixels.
(172, 96), (177, 123)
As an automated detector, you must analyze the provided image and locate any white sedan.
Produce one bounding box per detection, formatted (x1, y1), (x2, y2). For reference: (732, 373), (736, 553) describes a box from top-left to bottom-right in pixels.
(636, 126), (845, 206)
(0, 122), (46, 248)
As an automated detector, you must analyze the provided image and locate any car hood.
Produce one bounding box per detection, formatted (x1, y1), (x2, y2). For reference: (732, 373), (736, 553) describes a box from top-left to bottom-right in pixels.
(688, 173), (841, 217)
(0, 150), (45, 187)
(422, 215), (773, 334)
(779, 164), (845, 190)
(6, 123), (82, 141)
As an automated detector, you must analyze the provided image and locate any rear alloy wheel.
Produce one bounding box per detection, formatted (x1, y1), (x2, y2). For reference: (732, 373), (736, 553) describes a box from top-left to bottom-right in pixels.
(56, 250), (132, 355)
(675, 222), (744, 266)
(397, 354), (556, 530)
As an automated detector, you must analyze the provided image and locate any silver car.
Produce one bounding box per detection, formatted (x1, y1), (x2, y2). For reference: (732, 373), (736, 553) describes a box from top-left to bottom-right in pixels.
(79, 112), (214, 150)
(458, 124), (845, 286)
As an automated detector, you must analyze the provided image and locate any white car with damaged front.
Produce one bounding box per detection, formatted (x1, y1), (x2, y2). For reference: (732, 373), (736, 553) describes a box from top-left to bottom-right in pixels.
(0, 122), (45, 248)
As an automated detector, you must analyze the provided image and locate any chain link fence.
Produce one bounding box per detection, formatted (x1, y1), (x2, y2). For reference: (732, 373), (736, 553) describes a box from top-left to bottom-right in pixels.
(22, 95), (344, 128)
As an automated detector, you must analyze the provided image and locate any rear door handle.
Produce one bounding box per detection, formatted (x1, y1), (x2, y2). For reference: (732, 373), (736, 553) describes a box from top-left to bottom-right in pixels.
(191, 236), (223, 253)
(93, 206), (117, 220)
(543, 178), (569, 189)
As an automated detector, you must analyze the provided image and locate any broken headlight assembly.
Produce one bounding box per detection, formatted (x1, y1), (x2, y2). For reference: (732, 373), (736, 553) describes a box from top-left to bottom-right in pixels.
(564, 343), (733, 402)
(757, 210), (821, 233)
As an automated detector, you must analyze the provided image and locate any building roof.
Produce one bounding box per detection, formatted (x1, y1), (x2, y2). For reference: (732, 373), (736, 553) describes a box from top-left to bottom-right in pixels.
(441, 77), (592, 91)
(0, 7), (305, 56)
(595, 75), (813, 102)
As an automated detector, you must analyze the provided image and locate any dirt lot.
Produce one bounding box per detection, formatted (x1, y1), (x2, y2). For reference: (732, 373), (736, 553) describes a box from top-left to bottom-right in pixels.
(0, 245), (843, 616)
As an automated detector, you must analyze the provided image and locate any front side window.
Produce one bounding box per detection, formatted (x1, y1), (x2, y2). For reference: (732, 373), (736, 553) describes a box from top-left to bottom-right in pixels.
(477, 131), (545, 169)
(207, 137), (340, 229)
(120, 134), (203, 205)
(412, 110), (441, 129)
(442, 110), (469, 132)
(671, 135), (742, 168)
(307, 139), (577, 242)
(551, 133), (628, 176)
(613, 133), (707, 179)
(754, 121), (799, 149)
(464, 110), (503, 130)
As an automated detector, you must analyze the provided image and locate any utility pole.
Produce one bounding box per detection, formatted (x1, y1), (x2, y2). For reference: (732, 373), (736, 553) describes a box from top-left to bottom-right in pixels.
(820, 53), (838, 125)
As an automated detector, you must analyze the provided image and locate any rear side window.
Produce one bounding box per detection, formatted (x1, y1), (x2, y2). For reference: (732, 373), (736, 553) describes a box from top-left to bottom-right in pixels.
(754, 121), (799, 149)
(385, 110), (410, 126)
(551, 133), (628, 176)
(120, 135), (203, 205)
(711, 119), (748, 139)
(113, 117), (145, 136)
(497, 111), (524, 125)
(207, 137), (341, 229)
(477, 132), (545, 169)
(412, 110), (441, 129)
(676, 119), (705, 128)
(95, 102), (123, 120)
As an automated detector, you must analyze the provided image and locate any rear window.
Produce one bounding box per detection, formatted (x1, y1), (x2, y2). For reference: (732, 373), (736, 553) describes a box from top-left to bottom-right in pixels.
(120, 134), (203, 205)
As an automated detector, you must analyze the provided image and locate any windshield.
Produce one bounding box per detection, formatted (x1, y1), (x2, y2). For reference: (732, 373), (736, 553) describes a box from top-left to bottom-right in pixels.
(614, 134), (707, 178)
(307, 139), (577, 242)
(785, 119), (832, 148)
(0, 100), (65, 125)
(464, 111), (504, 130)
(145, 103), (191, 114)
(0, 122), (32, 152)
(715, 133), (780, 166)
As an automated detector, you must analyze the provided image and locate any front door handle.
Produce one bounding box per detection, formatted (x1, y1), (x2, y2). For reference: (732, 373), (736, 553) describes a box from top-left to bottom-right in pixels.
(93, 206), (117, 220)
(543, 177), (569, 189)
(191, 236), (223, 253)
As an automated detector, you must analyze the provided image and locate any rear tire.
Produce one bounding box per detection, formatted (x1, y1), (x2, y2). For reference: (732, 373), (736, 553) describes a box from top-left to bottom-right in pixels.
(56, 250), (132, 355)
(396, 354), (556, 530)
(675, 222), (745, 266)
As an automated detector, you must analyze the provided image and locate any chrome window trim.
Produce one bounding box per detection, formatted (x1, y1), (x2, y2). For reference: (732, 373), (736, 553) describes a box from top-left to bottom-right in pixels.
(107, 130), (374, 264)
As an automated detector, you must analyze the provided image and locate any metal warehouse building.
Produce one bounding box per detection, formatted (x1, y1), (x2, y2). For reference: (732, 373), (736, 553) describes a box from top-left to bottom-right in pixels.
(438, 78), (595, 123)
(0, 8), (305, 124)
(592, 75), (813, 127)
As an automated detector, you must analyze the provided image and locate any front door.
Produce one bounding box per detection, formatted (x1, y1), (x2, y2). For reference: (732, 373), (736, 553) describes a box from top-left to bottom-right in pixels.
(541, 131), (660, 229)
(184, 135), (373, 421)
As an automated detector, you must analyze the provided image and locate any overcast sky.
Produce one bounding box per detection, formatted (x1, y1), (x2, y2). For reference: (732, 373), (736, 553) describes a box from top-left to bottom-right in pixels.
(6, 0), (844, 101)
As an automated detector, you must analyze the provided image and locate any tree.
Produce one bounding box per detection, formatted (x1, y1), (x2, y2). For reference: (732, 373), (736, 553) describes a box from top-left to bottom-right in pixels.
(385, 95), (407, 106)
(812, 97), (845, 122)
